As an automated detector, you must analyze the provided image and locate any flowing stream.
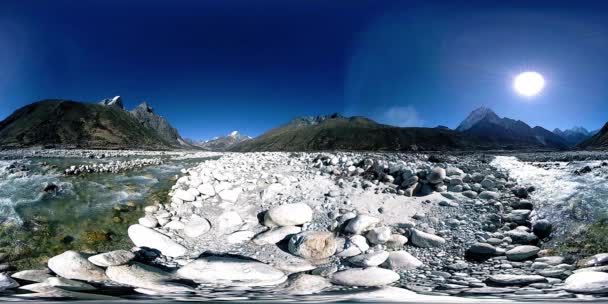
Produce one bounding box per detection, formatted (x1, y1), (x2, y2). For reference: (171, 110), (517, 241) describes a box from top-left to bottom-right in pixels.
(0, 157), (214, 270)
(491, 156), (608, 248)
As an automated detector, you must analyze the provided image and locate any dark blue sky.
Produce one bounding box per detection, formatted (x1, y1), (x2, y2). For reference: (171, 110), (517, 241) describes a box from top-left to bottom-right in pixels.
(1, 0), (608, 139)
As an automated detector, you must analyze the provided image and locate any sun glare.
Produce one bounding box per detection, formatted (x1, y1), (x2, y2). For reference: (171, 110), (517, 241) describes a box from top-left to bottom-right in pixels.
(513, 71), (545, 97)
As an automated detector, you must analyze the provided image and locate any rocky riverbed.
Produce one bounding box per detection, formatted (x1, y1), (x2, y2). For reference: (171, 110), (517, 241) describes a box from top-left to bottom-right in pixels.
(0, 151), (607, 301)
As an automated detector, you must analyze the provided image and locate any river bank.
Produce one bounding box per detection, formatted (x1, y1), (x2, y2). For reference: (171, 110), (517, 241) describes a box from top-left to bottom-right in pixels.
(0, 150), (607, 301)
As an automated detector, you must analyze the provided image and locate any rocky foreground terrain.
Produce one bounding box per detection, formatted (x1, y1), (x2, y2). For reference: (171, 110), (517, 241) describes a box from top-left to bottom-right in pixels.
(0, 151), (607, 301)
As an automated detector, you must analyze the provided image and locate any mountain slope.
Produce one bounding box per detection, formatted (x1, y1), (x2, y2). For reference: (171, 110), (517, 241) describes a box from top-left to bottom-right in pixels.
(553, 127), (593, 146)
(0, 100), (178, 149)
(230, 114), (487, 152)
(579, 122), (608, 149)
(129, 102), (189, 146)
(193, 131), (251, 151)
(457, 107), (568, 149)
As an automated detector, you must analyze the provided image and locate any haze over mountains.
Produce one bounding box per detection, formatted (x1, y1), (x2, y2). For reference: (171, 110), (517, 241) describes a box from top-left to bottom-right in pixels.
(0, 99), (606, 151)
(187, 131), (252, 151)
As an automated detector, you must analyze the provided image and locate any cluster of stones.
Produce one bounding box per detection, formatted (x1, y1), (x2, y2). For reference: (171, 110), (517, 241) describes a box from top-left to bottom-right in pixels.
(64, 158), (163, 175)
(1, 152), (607, 300)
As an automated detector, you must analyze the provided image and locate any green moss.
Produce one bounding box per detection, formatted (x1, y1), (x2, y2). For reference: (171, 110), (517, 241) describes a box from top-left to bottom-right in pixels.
(557, 213), (608, 260)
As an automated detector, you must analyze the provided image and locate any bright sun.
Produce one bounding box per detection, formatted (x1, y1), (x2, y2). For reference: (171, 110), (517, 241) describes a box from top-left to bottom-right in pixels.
(513, 71), (545, 97)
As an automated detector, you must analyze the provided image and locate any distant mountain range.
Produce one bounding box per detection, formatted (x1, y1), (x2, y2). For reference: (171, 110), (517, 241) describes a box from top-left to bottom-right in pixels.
(187, 131), (251, 151)
(455, 107), (569, 149)
(230, 113), (487, 152)
(579, 123), (608, 149)
(1, 99), (606, 151)
(553, 127), (596, 146)
(0, 97), (190, 149)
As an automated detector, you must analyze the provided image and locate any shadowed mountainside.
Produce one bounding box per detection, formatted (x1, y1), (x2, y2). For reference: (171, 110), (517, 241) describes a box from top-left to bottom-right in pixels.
(231, 114), (491, 152)
(0, 100), (180, 149)
(579, 122), (608, 149)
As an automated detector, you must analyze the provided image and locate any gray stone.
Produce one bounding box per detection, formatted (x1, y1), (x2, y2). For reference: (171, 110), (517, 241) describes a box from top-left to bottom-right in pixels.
(11, 269), (52, 283)
(0, 273), (19, 291)
(427, 167), (446, 184)
(174, 189), (195, 202)
(506, 245), (540, 261)
(366, 227), (391, 244)
(564, 271), (608, 294)
(288, 231), (337, 260)
(265, 203), (313, 227)
(331, 267), (400, 287)
(381, 251), (423, 270)
(348, 251), (389, 267)
(88, 250), (135, 267)
(410, 229), (445, 248)
(177, 256), (287, 287)
(479, 191), (500, 200)
(128, 224), (187, 257)
(487, 274), (547, 286)
(47, 251), (108, 282)
(183, 216), (211, 238)
(106, 262), (191, 293)
(335, 235), (369, 257)
(253, 226), (302, 245)
(285, 274), (331, 295)
(344, 214), (379, 235)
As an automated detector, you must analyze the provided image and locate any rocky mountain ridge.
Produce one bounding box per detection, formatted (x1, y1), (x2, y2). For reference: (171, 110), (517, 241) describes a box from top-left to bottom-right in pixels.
(0, 98), (188, 149)
(188, 131), (252, 151)
(456, 107), (568, 149)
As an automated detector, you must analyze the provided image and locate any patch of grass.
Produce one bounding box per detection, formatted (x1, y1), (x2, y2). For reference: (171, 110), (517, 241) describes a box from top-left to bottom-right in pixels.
(557, 213), (608, 260)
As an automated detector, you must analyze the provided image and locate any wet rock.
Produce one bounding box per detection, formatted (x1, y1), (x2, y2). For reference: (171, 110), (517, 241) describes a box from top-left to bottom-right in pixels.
(128, 224), (187, 257)
(532, 220), (552, 239)
(381, 251), (423, 270)
(47, 251), (108, 282)
(88, 250), (135, 267)
(410, 229), (445, 248)
(506, 245), (540, 261)
(331, 267), (400, 287)
(564, 271), (608, 294)
(177, 256), (287, 287)
(288, 231), (337, 260)
(264, 203), (313, 226)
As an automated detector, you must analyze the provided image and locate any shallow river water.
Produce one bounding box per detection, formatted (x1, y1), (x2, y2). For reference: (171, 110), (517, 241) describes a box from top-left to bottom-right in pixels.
(0, 157), (214, 270)
(491, 156), (608, 251)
